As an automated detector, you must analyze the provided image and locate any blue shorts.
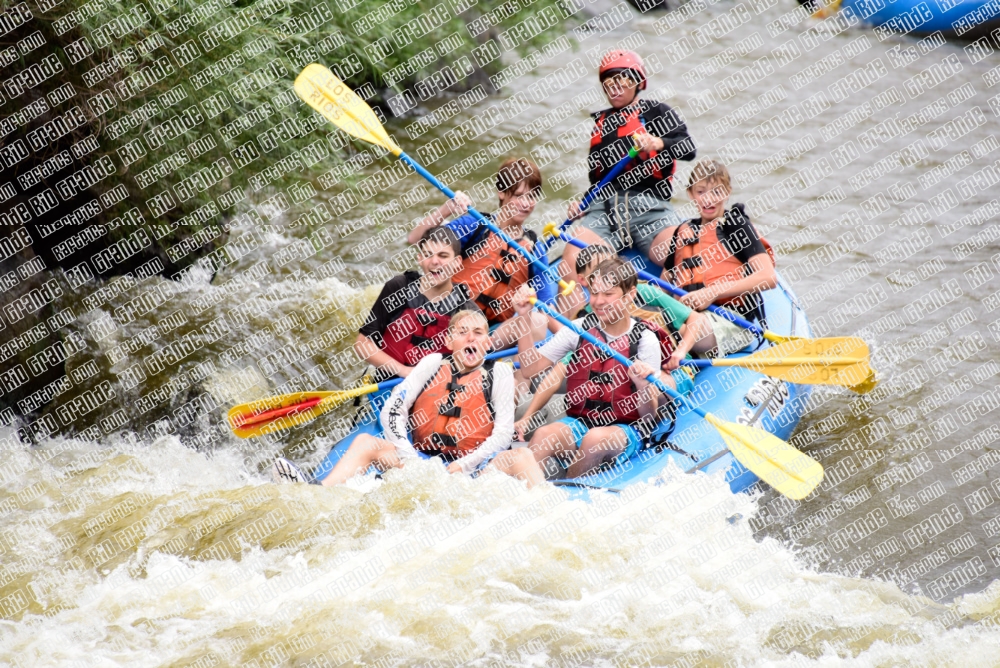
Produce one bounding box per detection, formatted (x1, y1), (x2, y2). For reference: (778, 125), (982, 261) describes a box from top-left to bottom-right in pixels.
(671, 367), (695, 396)
(558, 417), (644, 461)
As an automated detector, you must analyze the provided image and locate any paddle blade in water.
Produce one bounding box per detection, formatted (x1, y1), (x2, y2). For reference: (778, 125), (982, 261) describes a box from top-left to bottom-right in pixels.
(849, 370), (879, 395)
(294, 64), (401, 155)
(705, 414), (824, 500)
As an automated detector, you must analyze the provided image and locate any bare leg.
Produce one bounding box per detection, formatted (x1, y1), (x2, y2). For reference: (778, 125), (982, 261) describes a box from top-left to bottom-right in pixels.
(488, 448), (546, 488)
(527, 422), (579, 479)
(565, 427), (628, 478)
(686, 311), (719, 356)
(322, 433), (402, 486)
(648, 225), (681, 268)
(558, 227), (612, 285)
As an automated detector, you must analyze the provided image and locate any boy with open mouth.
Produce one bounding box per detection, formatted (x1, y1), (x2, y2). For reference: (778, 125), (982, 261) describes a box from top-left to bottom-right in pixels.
(274, 309), (524, 484)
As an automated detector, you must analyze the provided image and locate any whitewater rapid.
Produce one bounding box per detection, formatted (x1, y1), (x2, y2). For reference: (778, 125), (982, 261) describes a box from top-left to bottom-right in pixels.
(3, 429), (1000, 666)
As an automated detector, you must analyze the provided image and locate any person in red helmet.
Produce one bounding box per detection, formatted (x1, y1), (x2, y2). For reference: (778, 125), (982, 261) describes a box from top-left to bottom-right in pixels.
(561, 49), (697, 281)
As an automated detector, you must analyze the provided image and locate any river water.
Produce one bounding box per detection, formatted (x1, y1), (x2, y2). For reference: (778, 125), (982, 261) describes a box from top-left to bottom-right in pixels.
(4, 0), (1000, 665)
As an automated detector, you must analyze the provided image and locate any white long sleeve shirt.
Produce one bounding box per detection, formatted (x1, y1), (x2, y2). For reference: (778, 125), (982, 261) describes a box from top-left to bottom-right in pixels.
(539, 317), (662, 368)
(379, 353), (515, 474)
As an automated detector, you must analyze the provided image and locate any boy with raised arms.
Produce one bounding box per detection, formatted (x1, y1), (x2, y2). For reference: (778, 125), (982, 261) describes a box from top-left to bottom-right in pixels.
(408, 157), (549, 347)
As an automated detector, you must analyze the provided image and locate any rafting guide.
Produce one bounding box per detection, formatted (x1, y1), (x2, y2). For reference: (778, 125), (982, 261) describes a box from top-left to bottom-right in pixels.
(560, 49), (698, 281)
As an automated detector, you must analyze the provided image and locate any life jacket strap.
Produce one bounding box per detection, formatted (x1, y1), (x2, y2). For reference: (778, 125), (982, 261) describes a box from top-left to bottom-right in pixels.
(584, 398), (614, 413)
(489, 266), (512, 285)
(437, 405), (462, 418)
(588, 370), (616, 385)
(476, 293), (503, 314)
(430, 433), (458, 449)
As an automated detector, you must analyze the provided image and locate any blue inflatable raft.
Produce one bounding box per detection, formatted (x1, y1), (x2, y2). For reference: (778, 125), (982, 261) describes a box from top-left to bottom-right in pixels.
(312, 253), (813, 497)
(840, 0), (1000, 39)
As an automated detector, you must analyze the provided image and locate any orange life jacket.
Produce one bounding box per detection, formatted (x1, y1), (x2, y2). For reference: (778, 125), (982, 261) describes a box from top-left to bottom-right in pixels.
(452, 228), (529, 323)
(410, 359), (495, 456)
(663, 206), (775, 311)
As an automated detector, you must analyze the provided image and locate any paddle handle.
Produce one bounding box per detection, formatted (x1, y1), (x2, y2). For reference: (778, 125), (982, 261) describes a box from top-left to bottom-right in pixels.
(555, 232), (766, 338)
(529, 298), (706, 420)
(534, 145), (639, 257)
(397, 151), (561, 287)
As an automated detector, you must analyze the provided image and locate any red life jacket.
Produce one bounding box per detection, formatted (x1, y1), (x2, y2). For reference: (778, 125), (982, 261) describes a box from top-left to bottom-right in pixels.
(410, 359), (496, 456)
(590, 103), (677, 181)
(381, 276), (477, 367)
(452, 228), (530, 324)
(564, 315), (675, 427)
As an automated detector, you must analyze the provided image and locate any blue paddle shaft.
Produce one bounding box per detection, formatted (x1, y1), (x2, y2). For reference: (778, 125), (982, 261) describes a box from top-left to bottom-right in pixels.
(556, 232), (765, 338)
(375, 344), (525, 392)
(534, 147), (639, 257)
(529, 299), (708, 420)
(398, 151), (558, 284)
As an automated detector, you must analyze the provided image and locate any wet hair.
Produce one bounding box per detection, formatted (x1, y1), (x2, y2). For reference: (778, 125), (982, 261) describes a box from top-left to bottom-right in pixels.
(449, 309), (488, 332)
(575, 244), (616, 275)
(496, 157), (542, 197)
(589, 257), (638, 295)
(420, 225), (461, 256)
(686, 157), (731, 192)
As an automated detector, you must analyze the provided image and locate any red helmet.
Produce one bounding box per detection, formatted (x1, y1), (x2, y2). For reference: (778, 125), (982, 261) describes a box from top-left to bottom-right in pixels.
(599, 50), (647, 90)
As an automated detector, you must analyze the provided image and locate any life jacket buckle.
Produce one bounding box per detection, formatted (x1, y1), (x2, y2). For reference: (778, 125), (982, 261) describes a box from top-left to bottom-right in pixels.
(430, 433), (458, 449)
(414, 309), (438, 327)
(489, 266), (512, 285)
(438, 405), (462, 418)
(588, 370), (616, 385)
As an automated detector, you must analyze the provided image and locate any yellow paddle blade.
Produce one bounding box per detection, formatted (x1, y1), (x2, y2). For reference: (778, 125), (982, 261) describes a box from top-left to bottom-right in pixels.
(227, 385), (378, 438)
(763, 331), (803, 344)
(704, 414), (824, 500)
(849, 370), (879, 395)
(294, 63), (401, 155)
(717, 336), (876, 393)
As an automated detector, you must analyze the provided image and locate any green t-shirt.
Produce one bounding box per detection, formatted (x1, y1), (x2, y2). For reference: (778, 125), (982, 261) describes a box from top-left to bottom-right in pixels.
(635, 282), (692, 330)
(582, 282), (691, 331)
